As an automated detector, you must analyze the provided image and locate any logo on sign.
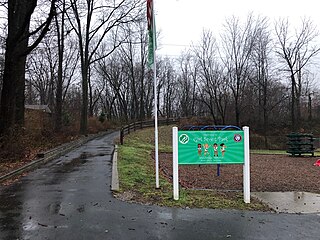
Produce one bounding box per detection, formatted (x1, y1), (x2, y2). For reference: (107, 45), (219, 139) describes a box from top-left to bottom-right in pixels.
(179, 134), (189, 144)
(234, 134), (242, 142)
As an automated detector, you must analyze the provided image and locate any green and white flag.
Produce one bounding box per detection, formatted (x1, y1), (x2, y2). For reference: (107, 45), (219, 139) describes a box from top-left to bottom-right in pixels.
(147, 0), (156, 67)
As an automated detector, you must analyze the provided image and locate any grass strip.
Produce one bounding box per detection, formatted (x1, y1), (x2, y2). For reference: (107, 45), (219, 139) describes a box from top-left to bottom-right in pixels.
(116, 126), (271, 211)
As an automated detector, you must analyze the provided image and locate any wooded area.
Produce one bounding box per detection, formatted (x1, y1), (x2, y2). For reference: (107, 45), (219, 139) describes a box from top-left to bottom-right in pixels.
(0, 0), (320, 152)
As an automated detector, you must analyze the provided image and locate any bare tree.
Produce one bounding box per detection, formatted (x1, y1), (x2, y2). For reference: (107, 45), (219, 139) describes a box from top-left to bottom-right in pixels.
(220, 14), (263, 126)
(26, 39), (57, 106)
(67, 0), (143, 134)
(118, 19), (148, 120)
(157, 57), (177, 118)
(176, 52), (198, 117)
(298, 71), (316, 122)
(274, 17), (320, 130)
(194, 30), (229, 124)
(25, 12), (79, 126)
(0, 0), (57, 134)
(248, 17), (276, 146)
(54, 0), (67, 131)
(96, 53), (130, 120)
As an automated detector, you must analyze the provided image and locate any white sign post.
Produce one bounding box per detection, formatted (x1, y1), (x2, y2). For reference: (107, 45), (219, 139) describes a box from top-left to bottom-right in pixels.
(243, 126), (250, 203)
(173, 127), (179, 200)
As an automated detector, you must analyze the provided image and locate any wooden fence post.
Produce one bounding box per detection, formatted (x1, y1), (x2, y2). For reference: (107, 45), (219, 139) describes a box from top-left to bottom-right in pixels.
(120, 128), (124, 145)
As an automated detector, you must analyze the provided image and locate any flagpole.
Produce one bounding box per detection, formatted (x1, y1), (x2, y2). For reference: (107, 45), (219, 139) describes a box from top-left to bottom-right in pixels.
(153, 1), (159, 189)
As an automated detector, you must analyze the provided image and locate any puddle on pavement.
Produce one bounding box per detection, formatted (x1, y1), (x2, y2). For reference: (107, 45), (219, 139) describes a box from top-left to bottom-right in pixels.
(76, 204), (85, 213)
(54, 152), (91, 174)
(44, 152), (92, 185)
(252, 192), (320, 214)
(47, 202), (61, 214)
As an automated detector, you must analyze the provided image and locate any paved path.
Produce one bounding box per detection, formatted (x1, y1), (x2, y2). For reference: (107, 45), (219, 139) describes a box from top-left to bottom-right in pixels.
(0, 132), (319, 240)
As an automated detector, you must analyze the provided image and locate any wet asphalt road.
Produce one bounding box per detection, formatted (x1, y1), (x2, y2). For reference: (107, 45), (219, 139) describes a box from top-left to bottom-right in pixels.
(0, 131), (320, 240)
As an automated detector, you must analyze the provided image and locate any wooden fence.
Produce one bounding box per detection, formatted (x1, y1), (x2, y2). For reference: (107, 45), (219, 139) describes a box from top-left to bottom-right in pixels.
(120, 118), (179, 145)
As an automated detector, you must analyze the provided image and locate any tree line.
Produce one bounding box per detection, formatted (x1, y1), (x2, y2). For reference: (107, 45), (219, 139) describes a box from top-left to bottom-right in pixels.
(0, 1), (320, 143)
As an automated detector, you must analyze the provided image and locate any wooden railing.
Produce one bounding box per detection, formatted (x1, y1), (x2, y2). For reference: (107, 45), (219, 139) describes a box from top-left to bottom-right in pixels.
(120, 118), (179, 145)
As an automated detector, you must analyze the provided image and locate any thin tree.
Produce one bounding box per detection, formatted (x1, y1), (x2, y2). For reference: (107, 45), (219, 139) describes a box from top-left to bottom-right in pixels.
(274, 18), (320, 131)
(249, 18), (274, 146)
(176, 52), (198, 118)
(54, 0), (67, 131)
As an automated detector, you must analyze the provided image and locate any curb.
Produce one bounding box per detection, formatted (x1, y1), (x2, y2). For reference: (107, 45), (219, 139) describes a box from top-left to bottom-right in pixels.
(111, 145), (119, 191)
(0, 131), (113, 183)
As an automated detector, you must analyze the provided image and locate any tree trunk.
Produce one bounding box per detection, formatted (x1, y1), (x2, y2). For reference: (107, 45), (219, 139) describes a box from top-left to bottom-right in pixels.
(55, 1), (65, 131)
(88, 72), (94, 117)
(234, 94), (240, 126)
(308, 93), (312, 121)
(0, 0), (35, 133)
(0, 0), (56, 134)
(290, 75), (296, 131)
(0, 54), (26, 131)
(80, 68), (89, 134)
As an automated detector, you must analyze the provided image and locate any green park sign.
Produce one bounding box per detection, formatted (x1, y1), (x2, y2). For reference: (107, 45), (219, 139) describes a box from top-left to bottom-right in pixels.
(178, 130), (244, 164)
(172, 127), (250, 203)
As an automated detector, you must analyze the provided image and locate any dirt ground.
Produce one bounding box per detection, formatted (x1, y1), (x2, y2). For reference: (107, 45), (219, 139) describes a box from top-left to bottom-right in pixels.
(159, 153), (320, 194)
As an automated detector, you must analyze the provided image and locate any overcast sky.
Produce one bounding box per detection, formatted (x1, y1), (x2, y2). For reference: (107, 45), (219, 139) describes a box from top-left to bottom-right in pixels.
(155, 0), (320, 57)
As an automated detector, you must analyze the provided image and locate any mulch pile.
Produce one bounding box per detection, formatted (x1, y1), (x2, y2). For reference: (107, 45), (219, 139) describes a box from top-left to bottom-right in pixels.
(160, 153), (320, 193)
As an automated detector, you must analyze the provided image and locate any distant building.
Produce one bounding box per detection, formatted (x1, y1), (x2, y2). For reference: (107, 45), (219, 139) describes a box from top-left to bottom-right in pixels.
(25, 105), (52, 114)
(25, 105), (53, 132)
